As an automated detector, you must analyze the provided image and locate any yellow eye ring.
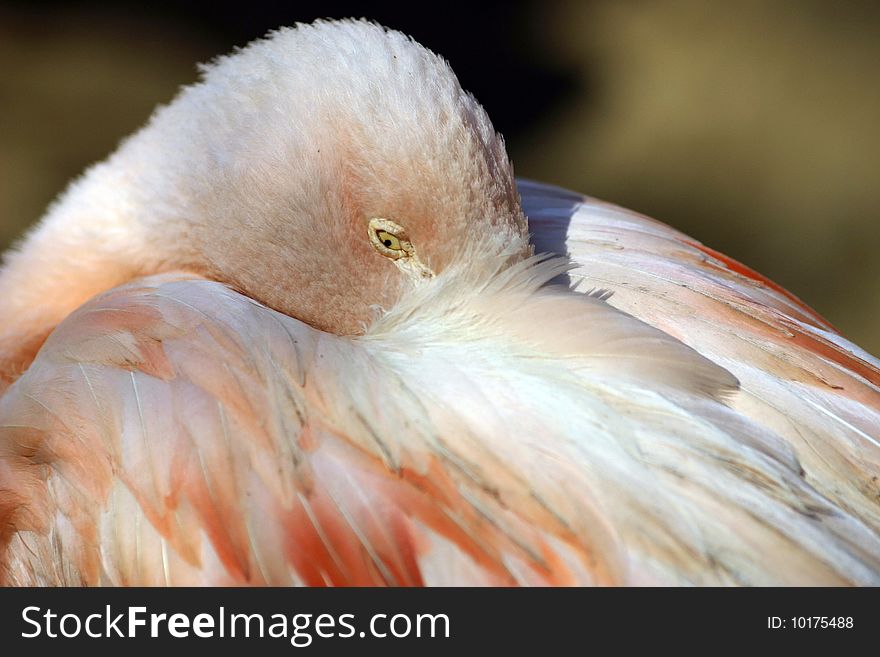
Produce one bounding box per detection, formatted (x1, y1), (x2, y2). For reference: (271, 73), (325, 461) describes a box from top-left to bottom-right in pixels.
(368, 218), (411, 259)
(367, 217), (435, 281)
(376, 230), (401, 251)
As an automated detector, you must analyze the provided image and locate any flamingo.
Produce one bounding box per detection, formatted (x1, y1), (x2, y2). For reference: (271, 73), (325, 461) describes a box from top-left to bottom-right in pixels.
(1, 20), (878, 586)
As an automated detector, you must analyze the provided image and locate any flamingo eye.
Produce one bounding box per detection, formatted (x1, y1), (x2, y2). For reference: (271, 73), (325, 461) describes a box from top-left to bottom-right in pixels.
(367, 217), (433, 280)
(376, 230), (401, 251)
(368, 218), (410, 260)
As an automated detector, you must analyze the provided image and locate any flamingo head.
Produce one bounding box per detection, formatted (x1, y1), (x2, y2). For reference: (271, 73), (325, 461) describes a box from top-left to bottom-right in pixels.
(0, 20), (531, 387)
(118, 20), (530, 334)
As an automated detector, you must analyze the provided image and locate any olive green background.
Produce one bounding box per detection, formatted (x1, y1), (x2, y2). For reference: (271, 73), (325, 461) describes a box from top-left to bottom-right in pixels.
(2, 1), (878, 354)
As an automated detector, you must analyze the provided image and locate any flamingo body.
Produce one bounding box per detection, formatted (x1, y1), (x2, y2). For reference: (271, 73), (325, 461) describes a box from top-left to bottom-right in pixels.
(1, 21), (879, 586)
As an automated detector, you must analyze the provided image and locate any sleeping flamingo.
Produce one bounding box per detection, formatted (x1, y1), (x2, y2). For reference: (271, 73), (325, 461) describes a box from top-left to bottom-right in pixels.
(1, 20), (878, 586)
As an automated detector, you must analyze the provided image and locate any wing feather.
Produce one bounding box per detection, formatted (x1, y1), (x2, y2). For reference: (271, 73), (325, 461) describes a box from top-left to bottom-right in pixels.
(0, 275), (604, 585)
(521, 178), (880, 539)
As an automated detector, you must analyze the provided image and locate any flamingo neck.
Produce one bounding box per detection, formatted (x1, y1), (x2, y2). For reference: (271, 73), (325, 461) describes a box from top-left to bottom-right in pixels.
(0, 162), (183, 391)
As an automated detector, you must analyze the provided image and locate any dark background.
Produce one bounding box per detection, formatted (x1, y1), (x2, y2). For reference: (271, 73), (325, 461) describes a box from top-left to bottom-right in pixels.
(2, 0), (878, 353)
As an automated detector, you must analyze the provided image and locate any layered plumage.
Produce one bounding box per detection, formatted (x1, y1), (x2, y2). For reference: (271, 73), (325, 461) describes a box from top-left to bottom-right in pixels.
(1, 21), (878, 586)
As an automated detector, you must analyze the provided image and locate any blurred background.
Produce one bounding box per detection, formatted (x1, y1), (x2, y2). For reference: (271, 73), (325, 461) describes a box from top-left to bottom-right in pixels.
(1, 0), (878, 354)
